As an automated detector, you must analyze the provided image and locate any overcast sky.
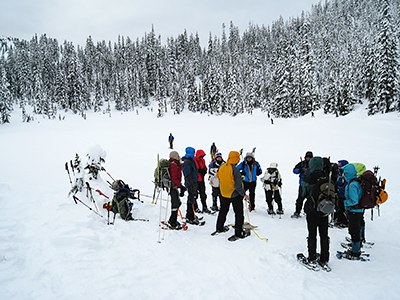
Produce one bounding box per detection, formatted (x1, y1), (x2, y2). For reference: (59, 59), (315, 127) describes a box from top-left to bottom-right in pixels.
(1, 0), (322, 47)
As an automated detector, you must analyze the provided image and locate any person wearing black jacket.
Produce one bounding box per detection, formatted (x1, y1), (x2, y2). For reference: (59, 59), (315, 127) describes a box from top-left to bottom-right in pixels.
(302, 156), (331, 267)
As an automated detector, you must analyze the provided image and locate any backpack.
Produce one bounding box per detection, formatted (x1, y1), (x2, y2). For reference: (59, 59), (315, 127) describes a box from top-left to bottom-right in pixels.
(310, 173), (337, 216)
(154, 158), (171, 190)
(351, 170), (388, 209)
(109, 179), (140, 221)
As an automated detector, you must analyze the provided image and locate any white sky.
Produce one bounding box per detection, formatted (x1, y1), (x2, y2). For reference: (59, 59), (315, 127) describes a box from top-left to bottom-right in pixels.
(0, 0), (322, 46)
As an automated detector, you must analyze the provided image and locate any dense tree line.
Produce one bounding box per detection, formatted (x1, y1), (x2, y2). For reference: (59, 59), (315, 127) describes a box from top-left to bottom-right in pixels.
(0, 0), (399, 124)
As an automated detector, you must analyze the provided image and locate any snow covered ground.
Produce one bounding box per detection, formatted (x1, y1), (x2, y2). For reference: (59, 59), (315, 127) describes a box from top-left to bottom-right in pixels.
(1, 105), (399, 300)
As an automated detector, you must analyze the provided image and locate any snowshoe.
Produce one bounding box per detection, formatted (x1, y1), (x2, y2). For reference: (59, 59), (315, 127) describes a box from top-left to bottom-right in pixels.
(297, 253), (320, 271)
(210, 205), (219, 212)
(186, 218), (205, 226)
(267, 208), (276, 215)
(228, 230), (251, 242)
(211, 225), (230, 236)
(317, 260), (332, 272)
(336, 250), (370, 261)
(291, 212), (301, 218)
(276, 209), (284, 215)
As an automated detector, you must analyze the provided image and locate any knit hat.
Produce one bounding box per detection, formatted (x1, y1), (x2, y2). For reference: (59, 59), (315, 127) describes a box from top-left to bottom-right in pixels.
(305, 151), (313, 158)
(245, 152), (254, 159)
(215, 152), (222, 158)
(270, 162), (278, 168)
(169, 151), (180, 160)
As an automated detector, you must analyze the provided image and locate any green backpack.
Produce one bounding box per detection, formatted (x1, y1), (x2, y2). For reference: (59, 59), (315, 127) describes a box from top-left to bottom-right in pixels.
(154, 158), (171, 190)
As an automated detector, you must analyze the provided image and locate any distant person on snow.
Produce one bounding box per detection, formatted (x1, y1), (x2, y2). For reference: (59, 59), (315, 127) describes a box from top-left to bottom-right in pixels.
(216, 150), (250, 241)
(237, 152), (262, 212)
(260, 162), (283, 215)
(210, 142), (218, 160)
(208, 152), (225, 211)
(291, 151), (313, 218)
(166, 150), (186, 230)
(168, 133), (174, 149)
(194, 149), (211, 214)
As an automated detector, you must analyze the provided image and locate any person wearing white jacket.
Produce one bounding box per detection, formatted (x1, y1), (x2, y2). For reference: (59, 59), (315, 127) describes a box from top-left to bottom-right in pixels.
(260, 162), (283, 214)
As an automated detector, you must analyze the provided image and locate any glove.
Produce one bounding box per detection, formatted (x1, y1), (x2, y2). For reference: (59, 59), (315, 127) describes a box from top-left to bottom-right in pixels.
(273, 178), (279, 185)
(179, 186), (187, 197)
(278, 181), (282, 187)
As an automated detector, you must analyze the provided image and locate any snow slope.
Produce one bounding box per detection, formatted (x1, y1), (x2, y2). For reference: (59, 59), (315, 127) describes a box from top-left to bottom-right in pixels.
(0, 106), (399, 300)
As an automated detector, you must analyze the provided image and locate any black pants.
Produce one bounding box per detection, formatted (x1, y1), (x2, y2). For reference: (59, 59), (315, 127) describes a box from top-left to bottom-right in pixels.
(348, 212), (364, 244)
(306, 213), (330, 262)
(265, 189), (282, 210)
(243, 181), (256, 209)
(186, 191), (197, 221)
(334, 198), (348, 225)
(168, 188), (181, 226)
(211, 186), (220, 207)
(216, 195), (244, 237)
(295, 185), (306, 214)
(197, 181), (208, 210)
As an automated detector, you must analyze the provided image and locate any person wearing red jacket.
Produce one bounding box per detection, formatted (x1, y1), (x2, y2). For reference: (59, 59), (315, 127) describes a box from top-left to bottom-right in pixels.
(194, 149), (211, 213)
(167, 150), (186, 229)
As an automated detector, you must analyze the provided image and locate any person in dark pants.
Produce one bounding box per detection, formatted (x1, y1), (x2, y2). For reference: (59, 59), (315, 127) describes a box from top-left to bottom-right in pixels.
(260, 162), (283, 214)
(291, 151), (313, 218)
(208, 152), (225, 211)
(216, 151), (250, 241)
(342, 163), (364, 259)
(236, 152), (262, 211)
(168, 133), (174, 149)
(182, 147), (200, 225)
(210, 142), (218, 160)
(194, 149), (211, 213)
(302, 156), (331, 266)
(167, 151), (186, 229)
(334, 160), (349, 227)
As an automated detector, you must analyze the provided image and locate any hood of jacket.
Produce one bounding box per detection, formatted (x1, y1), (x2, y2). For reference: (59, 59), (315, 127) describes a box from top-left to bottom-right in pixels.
(183, 147), (195, 159)
(308, 156), (323, 174)
(227, 151), (240, 165)
(195, 149), (206, 158)
(343, 163), (358, 182)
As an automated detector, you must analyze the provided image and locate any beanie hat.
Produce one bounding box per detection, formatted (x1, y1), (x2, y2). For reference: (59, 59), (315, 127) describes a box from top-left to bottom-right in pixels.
(270, 162), (278, 168)
(215, 152), (222, 158)
(338, 160), (349, 167)
(245, 152), (254, 159)
(169, 151), (180, 160)
(305, 151), (313, 158)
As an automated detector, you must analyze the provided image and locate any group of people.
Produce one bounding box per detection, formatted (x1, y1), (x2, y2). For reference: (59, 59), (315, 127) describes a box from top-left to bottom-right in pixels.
(165, 138), (370, 260)
(164, 143), (284, 241)
(291, 151), (369, 267)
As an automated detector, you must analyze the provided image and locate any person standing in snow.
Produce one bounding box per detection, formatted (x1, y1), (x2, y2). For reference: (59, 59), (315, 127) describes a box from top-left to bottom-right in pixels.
(342, 163), (364, 259)
(210, 142), (218, 160)
(291, 151), (313, 218)
(194, 149), (211, 214)
(215, 151), (250, 240)
(301, 156), (330, 266)
(168, 133), (174, 149)
(208, 152), (225, 211)
(236, 152), (262, 211)
(334, 160), (349, 228)
(182, 147), (201, 225)
(167, 150), (186, 229)
(260, 162), (283, 215)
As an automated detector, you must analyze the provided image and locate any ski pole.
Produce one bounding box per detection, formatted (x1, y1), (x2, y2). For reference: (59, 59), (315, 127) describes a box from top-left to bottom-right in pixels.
(65, 162), (72, 186)
(70, 160), (75, 176)
(72, 195), (103, 218)
(85, 182), (100, 212)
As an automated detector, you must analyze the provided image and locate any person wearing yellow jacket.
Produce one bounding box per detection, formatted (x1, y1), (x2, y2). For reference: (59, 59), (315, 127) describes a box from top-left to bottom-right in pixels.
(215, 151), (250, 241)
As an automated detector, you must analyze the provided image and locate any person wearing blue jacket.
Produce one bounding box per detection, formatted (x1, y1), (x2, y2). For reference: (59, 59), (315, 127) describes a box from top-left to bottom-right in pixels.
(291, 151), (313, 218)
(236, 152), (262, 211)
(342, 163), (364, 259)
(182, 147), (201, 224)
